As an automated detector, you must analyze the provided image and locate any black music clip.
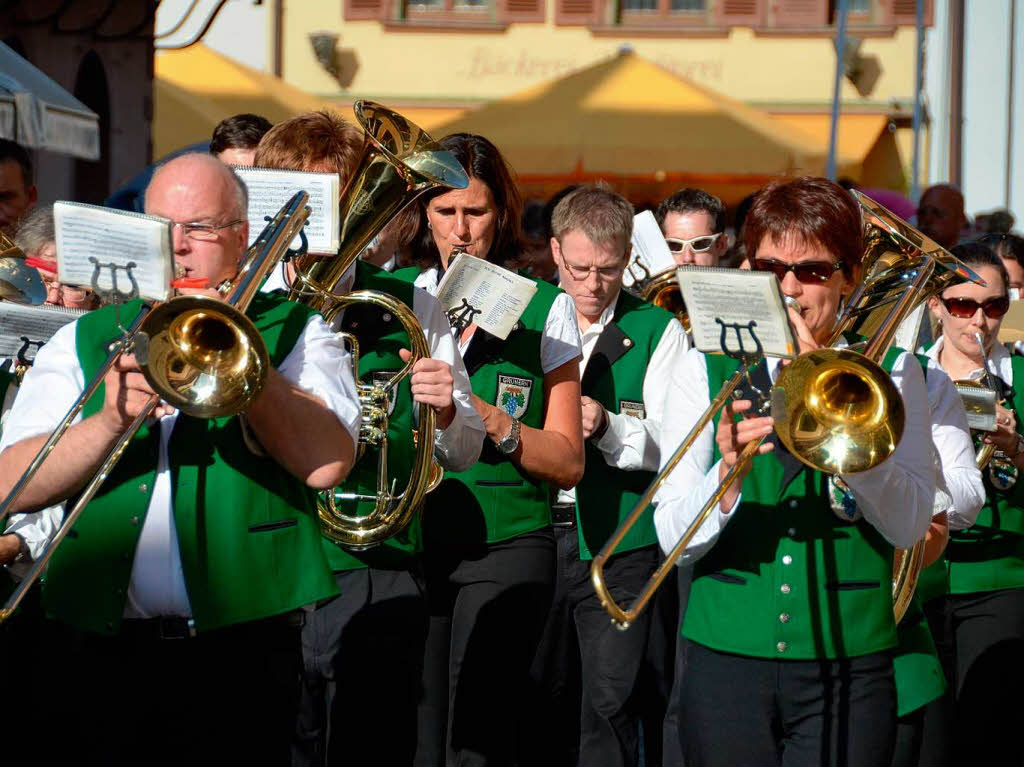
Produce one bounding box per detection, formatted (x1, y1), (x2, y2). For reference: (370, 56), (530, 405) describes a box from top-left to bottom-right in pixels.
(283, 226), (309, 264)
(15, 336), (43, 367)
(716, 318), (769, 416)
(88, 257), (140, 305)
(446, 298), (482, 333)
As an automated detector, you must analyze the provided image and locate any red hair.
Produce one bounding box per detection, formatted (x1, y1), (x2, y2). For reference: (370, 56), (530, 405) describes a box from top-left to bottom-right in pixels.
(743, 176), (862, 274)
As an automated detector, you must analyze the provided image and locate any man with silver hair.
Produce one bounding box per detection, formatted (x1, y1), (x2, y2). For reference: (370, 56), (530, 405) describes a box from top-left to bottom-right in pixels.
(0, 152), (361, 764)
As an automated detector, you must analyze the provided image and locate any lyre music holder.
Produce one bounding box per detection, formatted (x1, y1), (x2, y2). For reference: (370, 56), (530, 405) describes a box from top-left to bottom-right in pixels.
(716, 318), (770, 416)
(446, 298), (482, 333)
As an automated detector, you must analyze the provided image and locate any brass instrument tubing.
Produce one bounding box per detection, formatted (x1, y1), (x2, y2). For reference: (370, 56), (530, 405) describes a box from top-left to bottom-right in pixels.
(0, 308), (151, 525)
(591, 360), (758, 629)
(0, 395), (159, 621)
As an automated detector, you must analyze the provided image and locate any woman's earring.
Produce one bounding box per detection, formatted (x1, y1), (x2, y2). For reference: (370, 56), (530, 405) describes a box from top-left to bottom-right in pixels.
(427, 221), (432, 230)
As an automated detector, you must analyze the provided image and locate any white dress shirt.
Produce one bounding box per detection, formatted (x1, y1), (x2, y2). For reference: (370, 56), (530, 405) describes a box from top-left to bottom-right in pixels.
(263, 262), (485, 472)
(918, 351), (986, 530)
(414, 266), (583, 375)
(555, 293), (689, 505)
(652, 342), (937, 566)
(1, 312), (362, 618)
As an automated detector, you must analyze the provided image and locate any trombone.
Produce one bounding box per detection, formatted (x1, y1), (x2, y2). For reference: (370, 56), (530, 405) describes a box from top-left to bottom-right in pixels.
(0, 192), (311, 621)
(592, 192), (985, 630)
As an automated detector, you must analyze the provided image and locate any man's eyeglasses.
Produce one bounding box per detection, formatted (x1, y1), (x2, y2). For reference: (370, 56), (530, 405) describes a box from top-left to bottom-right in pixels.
(664, 233), (723, 254)
(940, 295), (1011, 319)
(752, 259), (843, 284)
(171, 219), (244, 242)
(561, 260), (625, 281)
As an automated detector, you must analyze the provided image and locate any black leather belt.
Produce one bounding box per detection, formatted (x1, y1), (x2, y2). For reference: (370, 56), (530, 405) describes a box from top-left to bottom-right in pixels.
(551, 503), (576, 528)
(121, 616), (196, 640)
(120, 610), (304, 641)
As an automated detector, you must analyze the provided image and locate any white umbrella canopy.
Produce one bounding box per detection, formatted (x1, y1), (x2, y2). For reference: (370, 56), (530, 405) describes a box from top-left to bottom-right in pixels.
(0, 41), (100, 160)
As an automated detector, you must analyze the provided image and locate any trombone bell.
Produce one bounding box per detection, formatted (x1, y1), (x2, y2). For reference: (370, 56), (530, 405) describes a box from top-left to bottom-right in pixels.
(137, 295), (269, 419)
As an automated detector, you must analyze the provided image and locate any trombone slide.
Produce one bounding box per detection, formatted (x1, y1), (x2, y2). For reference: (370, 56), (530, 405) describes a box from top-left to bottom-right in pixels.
(590, 361), (759, 629)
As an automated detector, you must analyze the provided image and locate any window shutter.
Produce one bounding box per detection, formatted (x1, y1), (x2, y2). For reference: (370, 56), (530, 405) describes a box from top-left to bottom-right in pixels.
(556, 0), (597, 25)
(770, 0), (827, 27)
(345, 0), (387, 21)
(886, 0), (933, 26)
(501, 0), (546, 21)
(714, 0), (765, 26)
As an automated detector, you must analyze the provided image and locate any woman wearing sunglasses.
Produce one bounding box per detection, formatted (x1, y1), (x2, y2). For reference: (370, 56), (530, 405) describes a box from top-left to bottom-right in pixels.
(653, 176), (936, 767)
(920, 242), (1024, 764)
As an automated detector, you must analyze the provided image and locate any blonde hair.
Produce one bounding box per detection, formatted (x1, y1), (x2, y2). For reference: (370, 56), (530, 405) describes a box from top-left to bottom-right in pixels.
(550, 182), (633, 254)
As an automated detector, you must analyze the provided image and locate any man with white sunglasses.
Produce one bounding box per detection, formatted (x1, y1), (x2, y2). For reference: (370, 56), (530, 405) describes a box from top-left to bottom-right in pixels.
(655, 188), (729, 267)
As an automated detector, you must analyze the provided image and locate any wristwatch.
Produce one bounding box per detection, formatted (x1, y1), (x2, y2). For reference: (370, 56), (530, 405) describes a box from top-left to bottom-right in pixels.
(1010, 433), (1024, 460)
(495, 417), (522, 455)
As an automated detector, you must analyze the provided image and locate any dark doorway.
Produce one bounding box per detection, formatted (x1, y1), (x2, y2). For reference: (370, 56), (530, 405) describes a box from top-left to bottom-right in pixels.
(73, 50), (110, 204)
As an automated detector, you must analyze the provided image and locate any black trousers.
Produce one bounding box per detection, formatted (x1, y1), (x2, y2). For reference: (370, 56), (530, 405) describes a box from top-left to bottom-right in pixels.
(530, 529), (674, 767)
(416, 528), (556, 767)
(293, 565), (428, 767)
(919, 587), (1024, 766)
(678, 641), (896, 767)
(50, 612), (304, 767)
(661, 565), (694, 767)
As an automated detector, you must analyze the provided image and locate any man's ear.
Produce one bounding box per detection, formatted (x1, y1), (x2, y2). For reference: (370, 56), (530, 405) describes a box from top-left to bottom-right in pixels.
(26, 185), (37, 210)
(550, 236), (561, 263)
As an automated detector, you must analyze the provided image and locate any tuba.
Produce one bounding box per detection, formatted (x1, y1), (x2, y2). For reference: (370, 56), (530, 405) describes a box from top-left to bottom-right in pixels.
(0, 192), (311, 621)
(591, 191), (984, 629)
(286, 100), (469, 551)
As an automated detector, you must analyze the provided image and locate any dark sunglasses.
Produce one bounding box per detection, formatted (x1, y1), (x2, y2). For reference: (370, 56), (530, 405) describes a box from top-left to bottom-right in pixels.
(752, 258), (843, 284)
(940, 295), (1011, 319)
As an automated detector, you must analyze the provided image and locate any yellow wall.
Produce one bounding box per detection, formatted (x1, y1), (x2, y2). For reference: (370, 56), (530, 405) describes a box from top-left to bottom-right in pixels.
(278, 1), (918, 109)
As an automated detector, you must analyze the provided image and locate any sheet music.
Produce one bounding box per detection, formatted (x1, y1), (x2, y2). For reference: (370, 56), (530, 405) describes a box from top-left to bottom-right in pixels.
(235, 167), (339, 254)
(677, 267), (796, 358)
(624, 211), (676, 289)
(0, 302), (82, 362)
(54, 201), (173, 302)
(436, 255), (537, 340)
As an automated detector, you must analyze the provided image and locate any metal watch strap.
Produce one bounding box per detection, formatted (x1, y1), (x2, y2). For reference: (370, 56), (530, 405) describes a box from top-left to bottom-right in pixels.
(496, 417), (521, 454)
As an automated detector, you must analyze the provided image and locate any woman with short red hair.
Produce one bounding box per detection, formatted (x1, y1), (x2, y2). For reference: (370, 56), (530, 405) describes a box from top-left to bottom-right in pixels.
(652, 176), (937, 766)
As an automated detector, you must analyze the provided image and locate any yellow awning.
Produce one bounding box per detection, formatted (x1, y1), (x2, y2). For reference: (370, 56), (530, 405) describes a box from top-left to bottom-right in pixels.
(153, 45), (337, 158)
(428, 49), (826, 180)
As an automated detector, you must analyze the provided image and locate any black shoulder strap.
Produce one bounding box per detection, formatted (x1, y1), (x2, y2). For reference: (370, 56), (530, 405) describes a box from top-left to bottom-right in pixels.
(580, 322), (632, 396)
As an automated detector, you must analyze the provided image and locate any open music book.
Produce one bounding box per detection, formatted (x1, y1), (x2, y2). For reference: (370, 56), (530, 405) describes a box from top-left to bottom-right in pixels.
(234, 167), (340, 254)
(436, 255), (537, 339)
(0, 302), (83, 363)
(677, 266), (796, 358)
(53, 201), (173, 302)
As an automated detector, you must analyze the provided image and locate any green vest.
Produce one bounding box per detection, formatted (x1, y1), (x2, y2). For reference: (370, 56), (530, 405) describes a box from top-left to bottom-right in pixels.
(574, 292), (672, 560)
(390, 265), (422, 284)
(321, 261), (419, 571)
(426, 278), (562, 545)
(42, 293), (339, 636)
(921, 353), (1024, 596)
(682, 348), (906, 660)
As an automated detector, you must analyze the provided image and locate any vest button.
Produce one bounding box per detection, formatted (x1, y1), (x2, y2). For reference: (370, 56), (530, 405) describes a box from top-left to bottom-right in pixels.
(382, 313), (392, 323)
(788, 499), (798, 509)
(787, 527), (797, 536)
(131, 516), (140, 526)
(782, 555), (793, 565)
(777, 641), (788, 652)
(623, 338), (633, 348)
(779, 612), (790, 623)
(780, 583), (791, 595)
(138, 483), (148, 493)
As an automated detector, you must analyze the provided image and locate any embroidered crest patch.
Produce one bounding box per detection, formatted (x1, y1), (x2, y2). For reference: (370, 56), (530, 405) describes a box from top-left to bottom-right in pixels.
(496, 374), (532, 419)
(619, 399), (646, 420)
(369, 370), (399, 416)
